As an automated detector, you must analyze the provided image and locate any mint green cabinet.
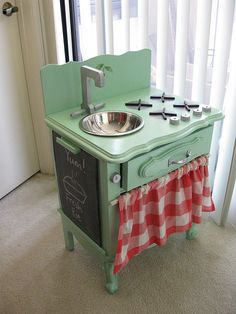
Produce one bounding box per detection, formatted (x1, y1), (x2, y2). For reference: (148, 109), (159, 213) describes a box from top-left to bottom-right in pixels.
(41, 50), (224, 294)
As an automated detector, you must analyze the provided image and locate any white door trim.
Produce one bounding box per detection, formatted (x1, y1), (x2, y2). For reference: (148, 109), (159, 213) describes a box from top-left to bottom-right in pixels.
(212, 139), (236, 225)
(16, 0), (56, 174)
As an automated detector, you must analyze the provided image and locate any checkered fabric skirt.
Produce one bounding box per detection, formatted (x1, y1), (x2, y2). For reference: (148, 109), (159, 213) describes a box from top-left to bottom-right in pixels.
(113, 155), (215, 274)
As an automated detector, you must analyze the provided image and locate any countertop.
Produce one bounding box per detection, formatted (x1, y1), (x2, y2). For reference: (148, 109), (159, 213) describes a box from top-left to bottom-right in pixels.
(45, 87), (224, 163)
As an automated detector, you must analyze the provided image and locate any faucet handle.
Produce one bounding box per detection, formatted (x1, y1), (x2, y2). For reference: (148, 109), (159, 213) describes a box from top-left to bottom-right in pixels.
(70, 103), (105, 118)
(70, 108), (87, 118)
(88, 103), (105, 114)
(94, 103), (105, 111)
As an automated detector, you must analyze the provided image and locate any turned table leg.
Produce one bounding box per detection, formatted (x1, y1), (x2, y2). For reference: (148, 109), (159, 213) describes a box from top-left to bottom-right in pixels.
(186, 223), (198, 240)
(62, 222), (75, 251)
(104, 261), (118, 294)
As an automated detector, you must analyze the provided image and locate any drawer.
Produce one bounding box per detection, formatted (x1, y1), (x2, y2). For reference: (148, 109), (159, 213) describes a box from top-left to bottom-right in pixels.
(122, 126), (213, 191)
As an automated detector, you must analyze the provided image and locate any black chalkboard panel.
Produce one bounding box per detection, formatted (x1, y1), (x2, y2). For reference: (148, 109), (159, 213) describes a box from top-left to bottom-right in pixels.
(52, 131), (101, 246)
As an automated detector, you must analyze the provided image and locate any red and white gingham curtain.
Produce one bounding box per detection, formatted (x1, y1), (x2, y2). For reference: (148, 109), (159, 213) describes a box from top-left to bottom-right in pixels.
(114, 155), (215, 273)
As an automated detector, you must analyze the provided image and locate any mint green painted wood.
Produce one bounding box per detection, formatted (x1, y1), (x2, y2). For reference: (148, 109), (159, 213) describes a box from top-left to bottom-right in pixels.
(139, 136), (200, 177)
(41, 49), (151, 115)
(98, 160), (121, 257)
(58, 209), (107, 262)
(122, 126), (213, 191)
(41, 50), (224, 293)
(56, 137), (81, 154)
(62, 221), (75, 251)
(58, 158), (121, 292)
(97, 160), (121, 291)
(45, 86), (224, 164)
(104, 261), (118, 294)
(50, 124), (120, 291)
(186, 223), (198, 240)
(58, 159), (121, 291)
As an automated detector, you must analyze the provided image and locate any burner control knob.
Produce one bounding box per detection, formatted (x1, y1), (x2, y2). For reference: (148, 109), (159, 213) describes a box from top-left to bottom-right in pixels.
(169, 116), (180, 125)
(181, 113), (191, 122)
(193, 108), (202, 117)
(202, 105), (211, 113)
(110, 173), (121, 184)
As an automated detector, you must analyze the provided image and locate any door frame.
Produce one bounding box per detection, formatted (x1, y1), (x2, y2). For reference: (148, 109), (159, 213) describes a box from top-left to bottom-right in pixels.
(15, 0), (57, 174)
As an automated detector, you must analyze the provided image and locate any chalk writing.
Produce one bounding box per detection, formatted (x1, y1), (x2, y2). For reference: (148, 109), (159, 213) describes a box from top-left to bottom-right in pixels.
(65, 193), (83, 222)
(63, 175), (87, 204)
(65, 149), (86, 173)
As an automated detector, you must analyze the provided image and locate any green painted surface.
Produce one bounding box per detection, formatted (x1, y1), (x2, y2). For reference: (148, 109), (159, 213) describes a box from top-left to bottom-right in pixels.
(186, 223), (198, 240)
(58, 208), (107, 261)
(41, 49), (151, 116)
(122, 126), (213, 191)
(98, 160), (120, 257)
(56, 137), (81, 154)
(45, 87), (223, 163)
(41, 50), (224, 293)
(42, 49), (223, 163)
(104, 261), (118, 294)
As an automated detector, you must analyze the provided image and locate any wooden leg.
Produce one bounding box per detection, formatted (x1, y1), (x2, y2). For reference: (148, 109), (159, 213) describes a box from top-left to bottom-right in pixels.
(104, 261), (118, 294)
(62, 223), (75, 251)
(186, 223), (198, 240)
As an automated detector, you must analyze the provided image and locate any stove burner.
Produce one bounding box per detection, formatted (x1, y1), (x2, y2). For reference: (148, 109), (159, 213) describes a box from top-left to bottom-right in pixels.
(173, 101), (199, 112)
(125, 99), (152, 111)
(150, 92), (175, 103)
(149, 107), (177, 120)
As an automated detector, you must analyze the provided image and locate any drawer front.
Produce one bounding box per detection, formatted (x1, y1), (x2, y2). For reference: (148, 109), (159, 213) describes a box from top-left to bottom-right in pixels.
(122, 126), (213, 191)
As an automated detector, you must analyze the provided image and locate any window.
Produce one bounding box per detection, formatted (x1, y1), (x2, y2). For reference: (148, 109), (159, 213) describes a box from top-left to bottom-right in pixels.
(59, 0), (223, 106)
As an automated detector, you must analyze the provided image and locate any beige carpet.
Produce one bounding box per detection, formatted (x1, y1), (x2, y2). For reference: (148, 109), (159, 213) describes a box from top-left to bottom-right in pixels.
(0, 173), (236, 314)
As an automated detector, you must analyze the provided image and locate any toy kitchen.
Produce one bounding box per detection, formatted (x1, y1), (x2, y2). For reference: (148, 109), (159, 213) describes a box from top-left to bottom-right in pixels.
(41, 49), (224, 294)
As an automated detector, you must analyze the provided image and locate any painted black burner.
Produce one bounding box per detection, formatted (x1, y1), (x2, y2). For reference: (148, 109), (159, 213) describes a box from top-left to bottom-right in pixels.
(149, 107), (177, 120)
(150, 92), (175, 103)
(173, 101), (199, 112)
(125, 99), (152, 111)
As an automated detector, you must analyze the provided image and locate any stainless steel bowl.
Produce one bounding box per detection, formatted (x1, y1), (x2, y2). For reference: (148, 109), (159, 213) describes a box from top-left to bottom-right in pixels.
(79, 111), (144, 136)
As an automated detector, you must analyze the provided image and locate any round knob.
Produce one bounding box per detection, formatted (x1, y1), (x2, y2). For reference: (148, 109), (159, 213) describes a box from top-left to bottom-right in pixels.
(193, 108), (202, 117)
(2, 2), (18, 17)
(202, 105), (211, 113)
(110, 173), (121, 184)
(169, 116), (180, 125)
(181, 113), (191, 122)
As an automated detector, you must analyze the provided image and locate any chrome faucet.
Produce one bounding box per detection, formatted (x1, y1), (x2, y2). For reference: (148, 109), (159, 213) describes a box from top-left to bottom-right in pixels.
(70, 65), (105, 118)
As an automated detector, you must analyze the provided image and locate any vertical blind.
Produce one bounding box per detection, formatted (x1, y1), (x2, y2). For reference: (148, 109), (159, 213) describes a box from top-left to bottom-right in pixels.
(95, 0), (106, 55)
(104, 0), (114, 54)
(191, 0), (212, 103)
(156, 0), (169, 90)
(173, 0), (190, 97)
(59, 0), (236, 224)
(121, 0), (130, 52)
(208, 0), (235, 200)
(138, 0), (149, 49)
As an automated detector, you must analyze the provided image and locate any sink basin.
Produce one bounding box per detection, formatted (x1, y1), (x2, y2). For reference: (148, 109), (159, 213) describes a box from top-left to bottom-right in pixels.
(79, 111), (144, 136)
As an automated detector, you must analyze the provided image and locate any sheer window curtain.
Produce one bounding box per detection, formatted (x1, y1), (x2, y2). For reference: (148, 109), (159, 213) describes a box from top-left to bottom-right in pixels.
(54, 0), (236, 227)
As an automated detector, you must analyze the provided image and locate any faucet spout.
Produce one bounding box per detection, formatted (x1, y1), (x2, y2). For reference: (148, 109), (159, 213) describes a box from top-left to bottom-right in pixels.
(81, 66), (105, 113)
